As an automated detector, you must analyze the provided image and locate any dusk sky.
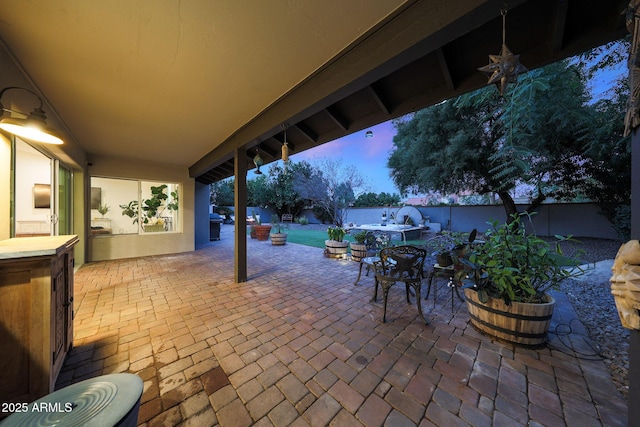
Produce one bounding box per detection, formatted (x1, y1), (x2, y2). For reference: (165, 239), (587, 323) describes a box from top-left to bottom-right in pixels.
(290, 120), (399, 195)
(257, 56), (627, 200)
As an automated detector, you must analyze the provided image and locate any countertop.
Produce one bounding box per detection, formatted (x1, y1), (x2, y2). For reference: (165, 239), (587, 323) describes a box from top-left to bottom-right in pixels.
(0, 235), (79, 260)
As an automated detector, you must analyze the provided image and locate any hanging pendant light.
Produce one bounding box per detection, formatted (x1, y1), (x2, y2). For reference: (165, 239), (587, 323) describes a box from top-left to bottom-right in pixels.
(478, 3), (527, 95)
(253, 147), (264, 174)
(281, 127), (289, 164)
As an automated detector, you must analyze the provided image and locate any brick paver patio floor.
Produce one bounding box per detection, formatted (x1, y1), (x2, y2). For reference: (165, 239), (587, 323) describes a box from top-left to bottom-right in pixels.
(56, 224), (627, 426)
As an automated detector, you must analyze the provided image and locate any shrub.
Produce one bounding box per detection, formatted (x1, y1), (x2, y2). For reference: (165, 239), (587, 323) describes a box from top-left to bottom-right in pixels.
(457, 214), (584, 304)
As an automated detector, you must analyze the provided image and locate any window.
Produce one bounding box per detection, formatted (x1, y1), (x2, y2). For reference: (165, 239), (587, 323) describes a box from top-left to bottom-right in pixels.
(90, 177), (180, 235)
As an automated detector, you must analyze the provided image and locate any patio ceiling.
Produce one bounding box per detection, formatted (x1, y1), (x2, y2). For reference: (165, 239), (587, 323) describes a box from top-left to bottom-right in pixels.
(193, 0), (628, 184)
(0, 0), (628, 184)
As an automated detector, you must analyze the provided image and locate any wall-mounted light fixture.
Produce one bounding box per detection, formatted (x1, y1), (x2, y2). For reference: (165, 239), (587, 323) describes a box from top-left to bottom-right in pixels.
(253, 147), (264, 174)
(0, 86), (64, 145)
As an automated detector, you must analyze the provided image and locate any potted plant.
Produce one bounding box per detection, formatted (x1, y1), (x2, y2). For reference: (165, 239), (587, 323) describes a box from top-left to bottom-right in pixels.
(425, 236), (454, 267)
(425, 230), (476, 267)
(325, 226), (348, 258)
(425, 232), (457, 267)
(97, 203), (110, 218)
(457, 214), (584, 346)
(120, 184), (179, 232)
(252, 212), (272, 241)
(270, 214), (288, 246)
(349, 231), (370, 262)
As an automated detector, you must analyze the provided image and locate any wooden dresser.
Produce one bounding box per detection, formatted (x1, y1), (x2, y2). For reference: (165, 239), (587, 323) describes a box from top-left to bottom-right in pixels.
(0, 235), (78, 405)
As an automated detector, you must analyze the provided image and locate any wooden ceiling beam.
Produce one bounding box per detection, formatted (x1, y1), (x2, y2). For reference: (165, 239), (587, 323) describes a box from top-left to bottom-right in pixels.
(293, 122), (318, 143)
(550, 0), (568, 53)
(248, 144), (278, 160)
(436, 47), (455, 90)
(367, 84), (391, 115)
(218, 162), (234, 174)
(324, 106), (350, 131)
(200, 168), (227, 183)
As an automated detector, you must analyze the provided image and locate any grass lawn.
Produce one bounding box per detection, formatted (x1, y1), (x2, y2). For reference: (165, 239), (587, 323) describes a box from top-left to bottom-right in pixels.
(248, 225), (426, 249)
(285, 228), (354, 248)
(272, 227), (425, 249)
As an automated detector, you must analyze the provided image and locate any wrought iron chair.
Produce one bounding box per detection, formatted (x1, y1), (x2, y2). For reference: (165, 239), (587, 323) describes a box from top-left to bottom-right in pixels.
(423, 231), (479, 311)
(422, 234), (456, 308)
(373, 245), (428, 324)
(353, 231), (393, 285)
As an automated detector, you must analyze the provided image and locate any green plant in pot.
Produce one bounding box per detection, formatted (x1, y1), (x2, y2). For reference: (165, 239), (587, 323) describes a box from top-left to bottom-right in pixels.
(426, 236), (454, 267)
(270, 214), (288, 246)
(349, 230), (371, 262)
(97, 203), (110, 218)
(456, 214), (584, 345)
(425, 230), (476, 267)
(120, 184), (179, 232)
(325, 226), (348, 258)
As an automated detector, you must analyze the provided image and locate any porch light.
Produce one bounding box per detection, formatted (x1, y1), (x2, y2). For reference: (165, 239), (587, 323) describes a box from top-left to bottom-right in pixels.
(0, 86), (64, 145)
(477, 4), (527, 95)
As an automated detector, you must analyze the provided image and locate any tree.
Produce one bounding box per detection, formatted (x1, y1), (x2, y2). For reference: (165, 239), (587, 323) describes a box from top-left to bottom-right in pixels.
(577, 40), (627, 80)
(293, 158), (365, 226)
(389, 60), (594, 220)
(265, 161), (313, 217)
(247, 174), (269, 208)
(354, 191), (401, 207)
(210, 179), (234, 206)
(582, 78), (631, 239)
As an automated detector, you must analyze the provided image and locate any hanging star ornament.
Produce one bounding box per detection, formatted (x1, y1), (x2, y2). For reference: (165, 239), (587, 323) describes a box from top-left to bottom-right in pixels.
(478, 43), (527, 95)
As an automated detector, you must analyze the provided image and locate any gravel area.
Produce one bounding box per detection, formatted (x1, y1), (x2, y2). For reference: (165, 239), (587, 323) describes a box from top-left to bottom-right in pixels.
(556, 237), (629, 400)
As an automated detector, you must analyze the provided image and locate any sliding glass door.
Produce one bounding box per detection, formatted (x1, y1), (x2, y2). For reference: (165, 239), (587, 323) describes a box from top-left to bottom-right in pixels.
(56, 162), (72, 235)
(13, 138), (72, 237)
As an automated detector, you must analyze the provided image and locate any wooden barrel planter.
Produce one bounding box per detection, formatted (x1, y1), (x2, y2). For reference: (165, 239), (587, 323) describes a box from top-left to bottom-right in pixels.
(350, 242), (368, 262)
(270, 233), (287, 246)
(254, 225), (272, 241)
(463, 288), (556, 346)
(325, 240), (349, 258)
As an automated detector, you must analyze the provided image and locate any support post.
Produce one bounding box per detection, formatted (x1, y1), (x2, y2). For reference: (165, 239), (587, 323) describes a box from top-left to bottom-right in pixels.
(234, 148), (248, 283)
(629, 126), (640, 425)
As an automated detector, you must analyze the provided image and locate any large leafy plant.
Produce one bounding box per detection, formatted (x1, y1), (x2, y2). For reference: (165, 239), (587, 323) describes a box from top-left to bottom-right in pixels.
(457, 214), (584, 304)
(120, 184), (178, 225)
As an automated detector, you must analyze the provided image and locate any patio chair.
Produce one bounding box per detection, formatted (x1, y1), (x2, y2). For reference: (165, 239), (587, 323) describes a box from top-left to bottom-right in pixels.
(423, 231), (479, 311)
(422, 234), (455, 267)
(353, 231), (393, 285)
(373, 245), (428, 324)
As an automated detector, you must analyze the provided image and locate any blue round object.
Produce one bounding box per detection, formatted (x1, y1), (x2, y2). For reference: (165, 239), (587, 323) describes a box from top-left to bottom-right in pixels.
(1, 373), (143, 427)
